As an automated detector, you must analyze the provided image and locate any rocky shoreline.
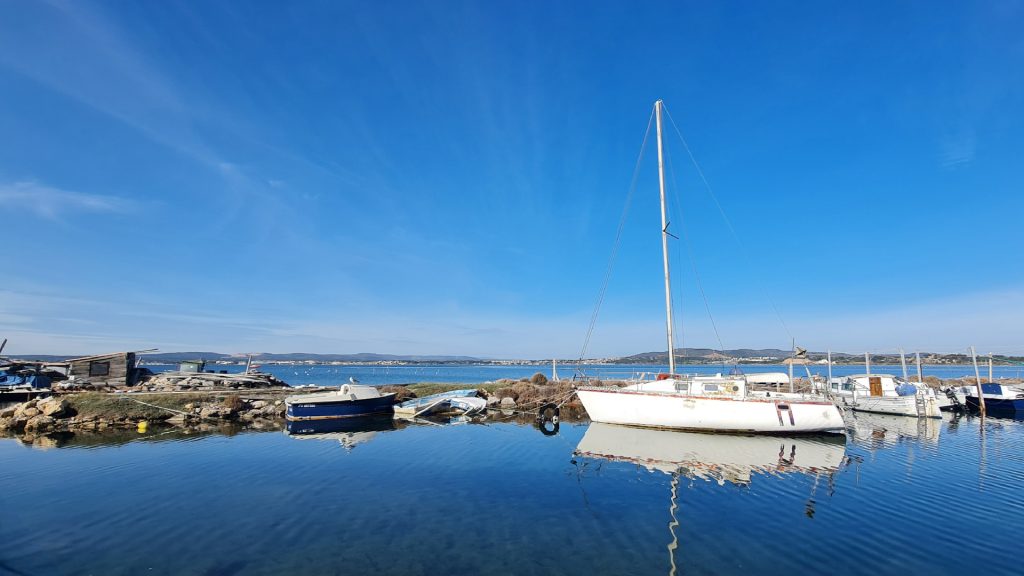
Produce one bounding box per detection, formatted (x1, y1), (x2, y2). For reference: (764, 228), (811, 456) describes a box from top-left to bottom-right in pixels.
(0, 392), (289, 436)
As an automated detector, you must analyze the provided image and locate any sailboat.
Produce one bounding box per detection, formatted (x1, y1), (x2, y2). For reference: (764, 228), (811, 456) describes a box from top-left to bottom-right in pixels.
(575, 100), (845, 434)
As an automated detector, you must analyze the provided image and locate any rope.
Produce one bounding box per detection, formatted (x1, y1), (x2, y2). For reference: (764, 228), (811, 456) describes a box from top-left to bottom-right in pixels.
(485, 388), (579, 418)
(118, 395), (226, 423)
(577, 108), (655, 367)
(664, 139), (728, 367)
(661, 104), (794, 343)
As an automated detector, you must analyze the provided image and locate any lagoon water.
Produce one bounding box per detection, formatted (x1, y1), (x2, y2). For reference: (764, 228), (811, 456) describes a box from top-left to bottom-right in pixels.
(2, 411), (1023, 575)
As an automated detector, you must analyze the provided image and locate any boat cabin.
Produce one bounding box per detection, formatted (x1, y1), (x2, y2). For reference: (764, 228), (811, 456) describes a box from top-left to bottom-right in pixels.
(829, 374), (920, 398)
(630, 374), (748, 397)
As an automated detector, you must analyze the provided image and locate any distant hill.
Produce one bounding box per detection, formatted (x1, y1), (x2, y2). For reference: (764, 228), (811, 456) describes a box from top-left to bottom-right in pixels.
(7, 349), (1021, 365)
(618, 348), (795, 363)
(613, 349), (1024, 364)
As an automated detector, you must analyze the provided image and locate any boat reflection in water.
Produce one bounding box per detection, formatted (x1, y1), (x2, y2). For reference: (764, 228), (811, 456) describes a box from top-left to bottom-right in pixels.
(574, 422), (847, 486)
(847, 410), (941, 448)
(573, 423), (848, 576)
(285, 415), (401, 450)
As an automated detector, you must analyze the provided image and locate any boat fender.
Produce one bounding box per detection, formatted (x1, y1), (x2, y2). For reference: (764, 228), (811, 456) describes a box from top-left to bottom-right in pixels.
(537, 403), (560, 424)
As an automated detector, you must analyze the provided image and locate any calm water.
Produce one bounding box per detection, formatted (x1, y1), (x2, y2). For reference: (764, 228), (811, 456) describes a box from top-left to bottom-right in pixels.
(145, 362), (1024, 387)
(2, 412), (1023, 575)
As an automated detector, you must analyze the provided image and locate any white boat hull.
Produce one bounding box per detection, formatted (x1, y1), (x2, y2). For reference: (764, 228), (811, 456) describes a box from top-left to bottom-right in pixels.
(576, 387), (844, 434)
(838, 394), (941, 418)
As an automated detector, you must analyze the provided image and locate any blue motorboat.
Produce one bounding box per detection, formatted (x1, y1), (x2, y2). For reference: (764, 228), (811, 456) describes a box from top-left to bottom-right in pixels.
(285, 383), (396, 421)
(965, 383), (1024, 415)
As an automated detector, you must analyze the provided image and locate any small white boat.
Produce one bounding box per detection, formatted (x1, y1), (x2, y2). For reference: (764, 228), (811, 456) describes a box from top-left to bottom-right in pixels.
(827, 374), (941, 418)
(574, 101), (844, 435)
(393, 389), (482, 417)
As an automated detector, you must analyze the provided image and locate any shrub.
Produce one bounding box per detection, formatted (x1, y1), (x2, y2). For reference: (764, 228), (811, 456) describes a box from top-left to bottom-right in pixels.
(530, 372), (548, 386)
(222, 394), (243, 412)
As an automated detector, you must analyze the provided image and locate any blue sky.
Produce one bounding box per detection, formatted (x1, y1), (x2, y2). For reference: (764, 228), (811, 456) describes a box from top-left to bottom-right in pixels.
(1, 1), (1022, 358)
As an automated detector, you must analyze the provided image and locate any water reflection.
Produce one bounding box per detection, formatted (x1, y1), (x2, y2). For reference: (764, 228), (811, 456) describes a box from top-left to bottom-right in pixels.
(574, 423), (847, 486)
(573, 423), (847, 575)
(285, 416), (403, 450)
(847, 411), (942, 447)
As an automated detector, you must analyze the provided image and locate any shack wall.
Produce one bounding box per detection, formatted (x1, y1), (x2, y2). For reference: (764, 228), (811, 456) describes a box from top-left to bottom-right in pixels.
(67, 352), (135, 387)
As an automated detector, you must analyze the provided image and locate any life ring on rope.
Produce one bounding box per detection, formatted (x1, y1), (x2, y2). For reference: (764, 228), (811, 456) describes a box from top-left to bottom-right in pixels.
(537, 402), (560, 424)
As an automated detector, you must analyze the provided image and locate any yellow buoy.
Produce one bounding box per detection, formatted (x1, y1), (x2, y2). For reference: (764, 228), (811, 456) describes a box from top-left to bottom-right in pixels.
(137, 421), (148, 433)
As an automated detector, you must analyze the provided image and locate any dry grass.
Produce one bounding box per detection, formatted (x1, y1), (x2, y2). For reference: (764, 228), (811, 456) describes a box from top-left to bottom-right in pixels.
(68, 393), (210, 420)
(222, 394), (243, 412)
(406, 382), (505, 397)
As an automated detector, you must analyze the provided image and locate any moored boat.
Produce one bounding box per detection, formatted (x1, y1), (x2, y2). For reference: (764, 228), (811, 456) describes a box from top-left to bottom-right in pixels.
(393, 388), (482, 417)
(827, 374), (941, 418)
(573, 100), (844, 435)
(285, 383), (396, 421)
(965, 383), (1024, 415)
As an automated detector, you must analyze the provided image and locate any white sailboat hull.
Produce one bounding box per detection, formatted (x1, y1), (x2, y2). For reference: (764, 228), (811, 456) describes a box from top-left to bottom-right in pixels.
(576, 387), (844, 434)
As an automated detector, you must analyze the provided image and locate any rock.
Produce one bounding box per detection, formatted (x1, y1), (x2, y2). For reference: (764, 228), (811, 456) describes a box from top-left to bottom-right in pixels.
(199, 406), (222, 419)
(0, 406), (15, 418)
(24, 415), (56, 432)
(18, 407), (40, 419)
(486, 396), (500, 406)
(38, 398), (68, 418)
(184, 403), (195, 411)
(0, 417), (13, 430)
(251, 400), (267, 410)
(500, 397), (517, 409)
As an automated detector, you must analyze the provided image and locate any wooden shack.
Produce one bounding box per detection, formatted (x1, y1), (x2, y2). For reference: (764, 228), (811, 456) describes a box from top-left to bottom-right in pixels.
(66, 351), (142, 388)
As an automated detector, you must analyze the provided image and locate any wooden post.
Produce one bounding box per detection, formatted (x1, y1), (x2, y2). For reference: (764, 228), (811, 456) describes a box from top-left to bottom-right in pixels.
(915, 352), (924, 383)
(827, 349), (833, 398)
(971, 346), (986, 416)
(789, 338), (795, 393)
(988, 354), (993, 383)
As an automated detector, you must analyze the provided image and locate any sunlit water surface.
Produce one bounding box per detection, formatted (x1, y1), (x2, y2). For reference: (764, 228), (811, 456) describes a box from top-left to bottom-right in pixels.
(1, 412), (1022, 575)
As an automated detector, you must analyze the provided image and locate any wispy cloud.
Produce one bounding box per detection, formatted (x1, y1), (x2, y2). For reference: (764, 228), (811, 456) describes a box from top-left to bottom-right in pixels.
(939, 130), (976, 169)
(0, 181), (133, 219)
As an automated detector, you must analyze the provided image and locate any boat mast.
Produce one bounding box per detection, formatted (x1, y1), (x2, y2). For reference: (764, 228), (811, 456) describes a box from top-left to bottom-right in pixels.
(655, 100), (676, 375)
(899, 348), (908, 380)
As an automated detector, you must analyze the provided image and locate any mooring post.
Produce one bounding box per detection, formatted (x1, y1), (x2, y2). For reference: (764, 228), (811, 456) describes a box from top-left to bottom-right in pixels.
(971, 346), (986, 416)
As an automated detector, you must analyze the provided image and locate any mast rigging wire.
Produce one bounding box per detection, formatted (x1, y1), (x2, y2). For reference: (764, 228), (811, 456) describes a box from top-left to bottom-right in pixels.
(577, 107), (656, 367)
(661, 104), (795, 343)
(664, 141), (729, 368)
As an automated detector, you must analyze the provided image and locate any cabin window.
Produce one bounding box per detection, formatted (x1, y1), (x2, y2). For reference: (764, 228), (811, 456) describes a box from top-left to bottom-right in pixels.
(704, 384), (719, 392)
(89, 361), (110, 377)
(842, 382), (853, 391)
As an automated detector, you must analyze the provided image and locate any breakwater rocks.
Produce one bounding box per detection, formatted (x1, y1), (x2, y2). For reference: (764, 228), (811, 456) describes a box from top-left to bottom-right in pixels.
(0, 392), (287, 436)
